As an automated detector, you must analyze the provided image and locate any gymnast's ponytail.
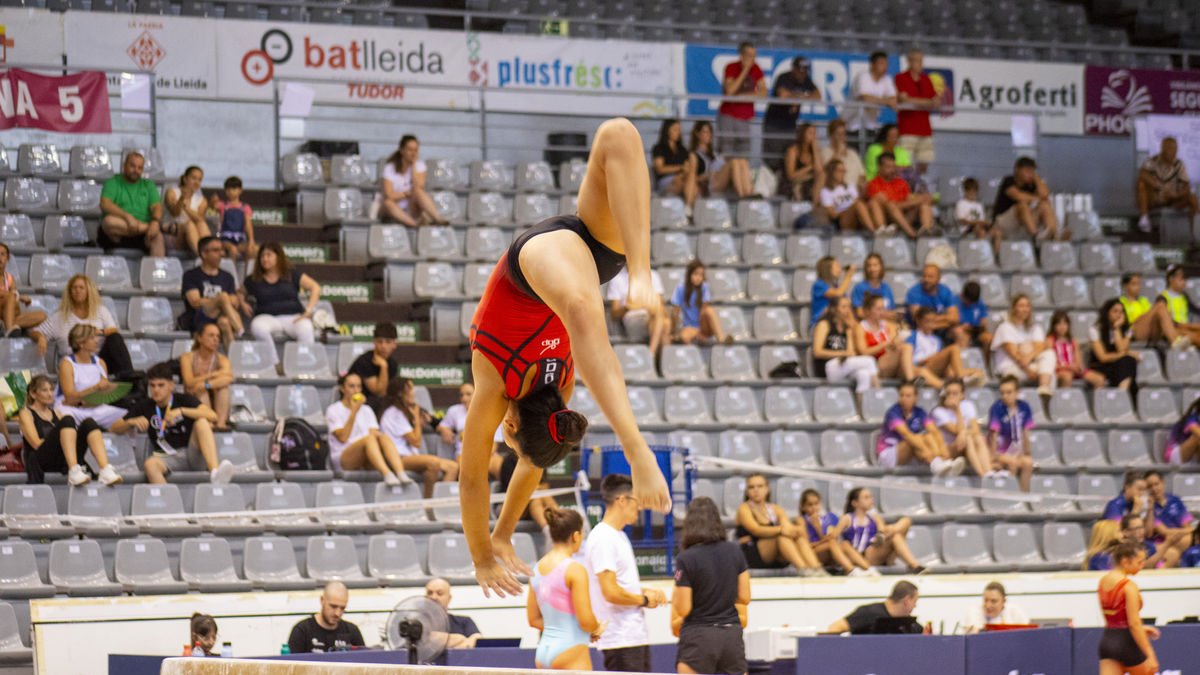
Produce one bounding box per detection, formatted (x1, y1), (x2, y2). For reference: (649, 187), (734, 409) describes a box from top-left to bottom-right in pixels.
(544, 507), (584, 543)
(515, 385), (588, 469)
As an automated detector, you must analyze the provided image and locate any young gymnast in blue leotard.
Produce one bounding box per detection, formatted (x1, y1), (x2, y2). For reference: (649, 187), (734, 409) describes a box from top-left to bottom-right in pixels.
(526, 508), (603, 670)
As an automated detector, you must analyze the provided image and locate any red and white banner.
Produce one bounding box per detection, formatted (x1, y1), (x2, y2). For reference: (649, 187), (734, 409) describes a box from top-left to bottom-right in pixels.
(0, 68), (111, 133)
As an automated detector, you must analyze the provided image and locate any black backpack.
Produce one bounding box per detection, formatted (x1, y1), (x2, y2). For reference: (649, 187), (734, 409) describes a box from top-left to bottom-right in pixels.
(269, 418), (328, 471)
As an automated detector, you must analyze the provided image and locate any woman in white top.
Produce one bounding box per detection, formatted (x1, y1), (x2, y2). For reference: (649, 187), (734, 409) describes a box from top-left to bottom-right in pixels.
(990, 294), (1056, 396)
(29, 274), (133, 375)
(325, 373), (411, 485)
(688, 121), (733, 198)
(378, 134), (445, 227)
(964, 581), (1029, 633)
(163, 165), (212, 255)
(179, 323), (234, 430)
(55, 324), (126, 429)
(819, 159), (876, 232)
(819, 119), (867, 188)
(931, 378), (991, 479)
(380, 377), (459, 497)
(436, 382), (473, 458)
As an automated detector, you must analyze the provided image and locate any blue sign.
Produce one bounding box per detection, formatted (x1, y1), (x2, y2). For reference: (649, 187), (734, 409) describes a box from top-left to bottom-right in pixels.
(966, 627), (1072, 675)
(1072, 625), (1200, 675)
(683, 43), (900, 125)
(796, 635), (966, 675)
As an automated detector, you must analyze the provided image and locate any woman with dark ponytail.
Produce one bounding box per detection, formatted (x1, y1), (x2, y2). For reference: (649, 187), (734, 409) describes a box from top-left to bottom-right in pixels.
(527, 508), (602, 670)
(462, 118), (672, 598)
(378, 377), (459, 497)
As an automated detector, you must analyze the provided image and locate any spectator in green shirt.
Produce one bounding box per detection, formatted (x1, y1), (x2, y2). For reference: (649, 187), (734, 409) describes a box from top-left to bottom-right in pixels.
(100, 152), (165, 257)
(863, 124), (913, 181)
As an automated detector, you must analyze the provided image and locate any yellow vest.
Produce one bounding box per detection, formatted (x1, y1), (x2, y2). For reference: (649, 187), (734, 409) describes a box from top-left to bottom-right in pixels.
(1119, 295), (1150, 323)
(1160, 290), (1189, 324)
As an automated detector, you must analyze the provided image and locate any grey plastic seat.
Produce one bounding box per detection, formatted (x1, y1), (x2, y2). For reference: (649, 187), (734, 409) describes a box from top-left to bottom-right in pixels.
(429, 481), (463, 524)
(772, 477), (818, 514)
(915, 238), (952, 265)
(324, 188), (368, 224)
(68, 484), (135, 538)
(742, 233), (783, 266)
(416, 226), (461, 260)
(127, 296), (178, 335)
(651, 197), (688, 229)
(697, 233), (739, 266)
(244, 536), (315, 591)
(880, 477), (929, 515)
(973, 272), (1007, 306)
(0, 541), (55, 599)
(906, 526), (942, 567)
(664, 386), (714, 424)
(0, 215), (37, 252)
(0, 336), (46, 374)
(993, 523), (1048, 569)
(306, 535), (374, 588)
(1017, 388), (1047, 424)
(69, 145), (114, 178)
(464, 227), (508, 262)
(557, 159), (586, 192)
(613, 344), (657, 381)
(1166, 350), (1200, 383)
(282, 343), (334, 380)
(273, 385), (324, 426)
(660, 345), (707, 382)
(367, 533), (427, 586)
(513, 193), (555, 224)
(1038, 242), (1077, 272)
(1042, 522), (1086, 566)
(941, 523), (993, 567)
(16, 144), (62, 176)
(193, 483), (258, 535)
(874, 236), (915, 270)
(998, 241), (1036, 271)
(747, 269), (789, 302)
(281, 153), (324, 188)
(764, 387), (810, 424)
(49, 539), (122, 596)
(254, 482), (320, 534)
(130, 484), (201, 537)
(1048, 388), (1092, 423)
(819, 430), (867, 468)
(1010, 274), (1050, 307)
(515, 161), (554, 192)
(718, 430), (765, 464)
(769, 430), (816, 467)
(786, 233), (826, 267)
(138, 257), (183, 294)
(179, 537), (251, 592)
(0, 601), (31, 661)
(427, 532), (475, 583)
(470, 160), (514, 191)
(414, 262), (464, 299)
(721, 476), (748, 517)
(1052, 275), (1091, 308)
(792, 270), (817, 307)
(1119, 243), (1154, 272)
(714, 387), (761, 424)
(957, 239), (995, 271)
(426, 159), (468, 190)
(124, 339), (162, 372)
(627, 386), (663, 425)
(694, 199), (732, 229)
(4, 178), (52, 214)
(1031, 475), (1076, 513)
(429, 190), (463, 223)
(571, 387), (605, 426)
(759, 345), (801, 380)
(330, 155), (371, 187)
(1137, 388), (1178, 423)
(652, 231), (693, 265)
(710, 345), (756, 382)
(668, 430), (713, 461)
(1060, 429), (1104, 466)
(367, 225), (416, 261)
(826, 236), (866, 268)
(930, 477), (980, 514)
(114, 538), (188, 595)
(57, 180), (101, 215)
(980, 475), (1027, 514)
(1077, 474), (1118, 512)
(736, 201), (776, 230)
(1079, 243), (1117, 273)
(1093, 388), (1136, 423)
(1106, 430), (1150, 466)
(1027, 429), (1060, 467)
(1172, 474), (1200, 507)
(753, 307), (797, 340)
(316, 482), (381, 533)
(43, 215), (92, 250)
(3, 484), (73, 538)
(463, 263), (492, 297)
(229, 341), (277, 380)
(813, 387), (860, 423)
(718, 306), (750, 340)
(861, 388), (898, 424)
(373, 483), (439, 532)
(1137, 351), (1165, 385)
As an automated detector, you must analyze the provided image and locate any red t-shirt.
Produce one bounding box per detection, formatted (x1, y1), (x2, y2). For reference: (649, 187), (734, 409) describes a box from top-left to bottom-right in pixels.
(867, 176), (911, 203)
(719, 62), (764, 121)
(894, 70), (935, 137)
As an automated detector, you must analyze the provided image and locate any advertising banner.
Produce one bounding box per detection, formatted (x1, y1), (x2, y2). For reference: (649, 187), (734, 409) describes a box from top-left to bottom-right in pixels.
(921, 55), (1085, 135)
(684, 43), (895, 123)
(214, 21), (470, 106)
(474, 32), (678, 117)
(64, 12), (216, 98)
(795, 635), (966, 675)
(1071, 625), (1200, 675)
(1085, 65), (1200, 136)
(0, 69), (110, 133)
(0, 8), (64, 68)
(965, 627), (1072, 675)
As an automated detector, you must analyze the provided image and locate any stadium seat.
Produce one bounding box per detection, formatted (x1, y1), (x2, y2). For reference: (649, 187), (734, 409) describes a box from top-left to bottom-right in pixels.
(414, 262), (464, 299)
(998, 241), (1036, 272)
(427, 159), (468, 190)
(786, 234), (826, 267)
(467, 192), (512, 225)
(874, 237), (915, 270)
(48, 539), (123, 596)
(721, 477), (747, 517)
(0, 541), (55, 599)
(0, 215), (37, 252)
(558, 159), (586, 192)
(694, 199), (733, 229)
(1030, 475), (1076, 513)
(1010, 274), (1049, 307)
(127, 296), (178, 335)
(980, 475), (1027, 514)
(243, 536), (314, 591)
(930, 477), (979, 515)
(614, 344), (657, 381)
(16, 144), (62, 176)
(179, 537), (252, 593)
(43, 215), (92, 250)
(1118, 244), (1154, 272)
(68, 484), (136, 538)
(769, 430), (816, 467)
(764, 387), (810, 424)
(515, 161), (554, 192)
(85, 255), (133, 291)
(323, 188), (369, 224)
(306, 535), (374, 588)
(4, 178), (53, 214)
(368, 533), (427, 586)
(281, 153), (324, 188)
(792, 270), (817, 304)
(115, 538), (188, 595)
(194, 483), (257, 535)
(464, 227), (507, 262)
(905, 526), (942, 567)
(663, 386), (714, 424)
(710, 345), (756, 382)
(975, 273), (1008, 307)
(1091, 276), (1121, 306)
(373, 483), (439, 532)
(773, 476), (818, 511)
(829, 235), (867, 267)
(1106, 430), (1150, 466)
(661, 345), (707, 382)
(367, 225), (416, 261)
(330, 155), (371, 187)
(718, 430), (766, 464)
(818, 430), (867, 468)
(627, 386), (663, 425)
(427, 532), (476, 583)
(571, 387), (605, 426)
(714, 387), (762, 424)
(915, 237), (951, 266)
(778, 202), (811, 230)
(1038, 242), (1077, 272)
(1137, 351), (1166, 385)
(652, 231), (693, 265)
(470, 160), (514, 191)
(1048, 388), (1092, 424)
(813, 387), (860, 423)
(1042, 522), (1086, 566)
(69, 145), (114, 178)
(229, 341), (278, 380)
(861, 388), (898, 424)
(747, 269), (790, 302)
(1052, 275), (1091, 308)
(668, 430), (713, 460)
(1077, 474), (1118, 512)
(1092, 388), (1136, 423)
(697, 233), (739, 266)
(131, 484), (202, 537)
(57, 180), (101, 215)
(752, 306), (797, 341)
(941, 524), (995, 568)
(1079, 243), (1117, 273)
(957, 239), (995, 271)
(880, 477), (928, 515)
(1017, 388), (1047, 424)
(462, 262), (492, 298)
(736, 200), (776, 230)
(759, 345), (801, 379)
(1060, 429), (1105, 466)
(416, 226), (461, 260)
(742, 233), (783, 266)
(1137, 388), (1178, 423)
(651, 197), (688, 229)
(3, 485), (73, 539)
(0, 338), (45, 374)
(1173, 474), (1200, 509)
(993, 523), (1050, 570)
(282, 343), (335, 380)
(316, 482), (381, 533)
(138, 257), (183, 294)
(1027, 429), (1060, 467)
(1165, 349), (1200, 383)
(513, 193), (555, 224)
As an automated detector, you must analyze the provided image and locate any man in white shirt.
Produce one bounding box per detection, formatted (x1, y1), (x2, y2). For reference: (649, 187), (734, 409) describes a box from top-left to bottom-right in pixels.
(607, 268), (670, 357)
(845, 51), (898, 135)
(585, 474), (667, 672)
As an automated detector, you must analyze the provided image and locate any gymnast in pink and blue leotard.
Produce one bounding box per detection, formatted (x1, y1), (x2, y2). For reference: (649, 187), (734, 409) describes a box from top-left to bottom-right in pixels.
(525, 508), (600, 670)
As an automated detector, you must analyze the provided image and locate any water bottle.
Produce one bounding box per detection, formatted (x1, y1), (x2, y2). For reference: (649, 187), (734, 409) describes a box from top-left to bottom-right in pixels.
(221, 642), (232, 658)
(280, 644), (291, 655)
(193, 642), (205, 657)
(182, 644), (192, 657)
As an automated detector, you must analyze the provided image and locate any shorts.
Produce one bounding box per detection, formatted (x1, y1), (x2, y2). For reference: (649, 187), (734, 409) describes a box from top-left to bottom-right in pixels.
(1163, 442), (1184, 465)
(98, 228), (149, 253)
(602, 645), (650, 673)
(717, 114), (751, 158)
(149, 434), (204, 475)
(961, 324), (988, 346)
(741, 541), (788, 569)
(898, 134), (935, 163)
(1099, 628), (1146, 667)
(220, 231), (247, 245)
(677, 624), (746, 675)
(656, 175), (677, 194)
(876, 437), (900, 468)
(994, 207), (1033, 240)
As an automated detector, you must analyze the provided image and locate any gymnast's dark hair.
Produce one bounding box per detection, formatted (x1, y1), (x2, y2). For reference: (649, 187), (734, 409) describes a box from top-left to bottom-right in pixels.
(681, 497), (727, 550)
(544, 507), (584, 543)
(1111, 541), (1144, 564)
(515, 385), (587, 469)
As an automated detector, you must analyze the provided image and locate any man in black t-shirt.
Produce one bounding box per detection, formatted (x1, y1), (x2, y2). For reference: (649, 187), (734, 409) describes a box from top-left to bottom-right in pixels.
(288, 581), (366, 654)
(764, 56), (821, 169)
(110, 363), (235, 484)
(347, 322), (400, 414)
(181, 236), (244, 345)
(992, 156), (1063, 242)
(826, 580), (921, 634)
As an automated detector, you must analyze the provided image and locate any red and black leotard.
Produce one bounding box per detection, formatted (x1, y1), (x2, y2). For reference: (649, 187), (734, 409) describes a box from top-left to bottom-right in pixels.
(470, 215), (626, 399)
(1098, 576), (1147, 667)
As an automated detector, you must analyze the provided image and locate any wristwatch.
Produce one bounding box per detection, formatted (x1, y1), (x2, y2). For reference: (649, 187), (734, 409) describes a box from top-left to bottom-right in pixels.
(640, 594), (649, 607)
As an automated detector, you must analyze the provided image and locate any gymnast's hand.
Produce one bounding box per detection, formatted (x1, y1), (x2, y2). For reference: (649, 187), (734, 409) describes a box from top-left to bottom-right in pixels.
(492, 533), (533, 578)
(474, 556), (523, 599)
(625, 271), (662, 316)
(630, 453), (672, 513)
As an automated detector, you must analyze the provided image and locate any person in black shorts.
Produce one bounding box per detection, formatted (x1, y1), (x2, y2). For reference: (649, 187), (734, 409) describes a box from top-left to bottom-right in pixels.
(17, 374), (121, 486)
(826, 580), (921, 634)
(672, 496), (750, 675)
(346, 322), (400, 415)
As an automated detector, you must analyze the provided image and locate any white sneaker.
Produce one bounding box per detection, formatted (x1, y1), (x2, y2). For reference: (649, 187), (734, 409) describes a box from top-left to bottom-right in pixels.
(210, 459), (235, 484)
(866, 566), (883, 577)
(812, 568), (831, 577)
(931, 457), (951, 477)
(1173, 336), (1193, 351)
(1037, 385), (1052, 397)
(984, 470), (998, 479)
(947, 457), (967, 477)
(848, 567), (869, 577)
(68, 464), (92, 487)
(383, 471), (401, 487)
(1137, 214), (1152, 233)
(97, 464), (122, 486)
(995, 469), (1011, 478)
